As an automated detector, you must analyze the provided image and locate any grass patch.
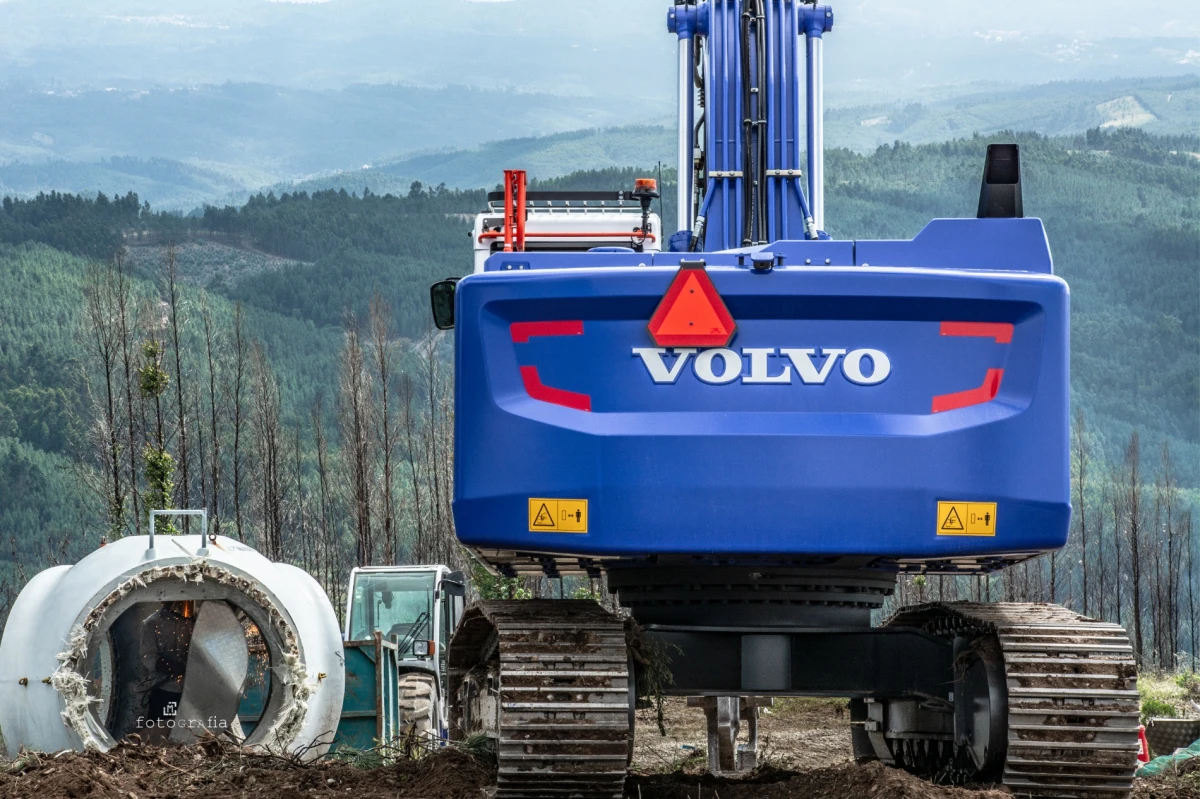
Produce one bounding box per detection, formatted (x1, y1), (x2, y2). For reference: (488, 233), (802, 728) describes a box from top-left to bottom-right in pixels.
(765, 697), (850, 722)
(1140, 673), (1200, 723)
(456, 732), (496, 768)
(324, 730), (495, 769)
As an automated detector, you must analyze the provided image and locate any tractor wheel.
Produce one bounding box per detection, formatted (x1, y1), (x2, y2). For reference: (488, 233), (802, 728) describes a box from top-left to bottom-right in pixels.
(398, 672), (438, 753)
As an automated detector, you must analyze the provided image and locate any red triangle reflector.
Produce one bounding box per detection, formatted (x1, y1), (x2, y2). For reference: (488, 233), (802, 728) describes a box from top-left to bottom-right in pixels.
(648, 263), (736, 347)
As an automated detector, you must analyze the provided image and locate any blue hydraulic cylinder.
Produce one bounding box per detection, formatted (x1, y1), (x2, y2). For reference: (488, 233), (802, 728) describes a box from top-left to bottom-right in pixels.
(675, 2), (832, 251)
(804, 5), (833, 232)
(668, 3), (707, 236)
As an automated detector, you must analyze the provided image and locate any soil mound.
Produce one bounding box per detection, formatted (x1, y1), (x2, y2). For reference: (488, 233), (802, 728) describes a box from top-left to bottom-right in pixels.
(0, 740), (490, 799)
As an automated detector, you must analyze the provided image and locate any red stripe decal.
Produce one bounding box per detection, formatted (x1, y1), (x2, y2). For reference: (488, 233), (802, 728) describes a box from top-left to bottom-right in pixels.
(510, 320), (584, 343)
(520, 366), (592, 412)
(932, 369), (1004, 414)
(940, 321), (1014, 344)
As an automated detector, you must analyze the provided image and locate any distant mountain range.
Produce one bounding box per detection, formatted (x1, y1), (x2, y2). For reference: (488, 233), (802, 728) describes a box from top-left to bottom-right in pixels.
(1, 75), (1196, 210)
(0, 83), (669, 175)
(831, 75), (1199, 150)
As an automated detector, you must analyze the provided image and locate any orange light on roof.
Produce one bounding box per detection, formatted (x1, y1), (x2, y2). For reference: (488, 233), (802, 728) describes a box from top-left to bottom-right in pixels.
(634, 178), (658, 193)
(648, 263), (737, 348)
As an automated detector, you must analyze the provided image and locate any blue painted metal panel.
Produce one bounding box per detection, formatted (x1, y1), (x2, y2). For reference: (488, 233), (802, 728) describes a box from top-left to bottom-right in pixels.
(453, 225), (1068, 569)
(484, 220), (1051, 273)
(335, 643), (380, 750)
(486, 241), (855, 272)
(333, 639), (399, 751)
(857, 218), (1054, 274)
(485, 220), (1052, 275)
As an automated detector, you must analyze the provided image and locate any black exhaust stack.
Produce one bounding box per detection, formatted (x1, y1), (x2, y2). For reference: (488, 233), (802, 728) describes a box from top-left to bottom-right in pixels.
(976, 143), (1023, 219)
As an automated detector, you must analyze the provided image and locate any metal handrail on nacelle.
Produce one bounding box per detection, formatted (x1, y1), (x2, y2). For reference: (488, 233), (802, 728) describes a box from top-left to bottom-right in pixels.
(147, 508), (211, 558)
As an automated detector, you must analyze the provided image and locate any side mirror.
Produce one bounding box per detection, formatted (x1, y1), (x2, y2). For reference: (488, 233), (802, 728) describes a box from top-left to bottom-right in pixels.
(430, 278), (460, 330)
(441, 570), (467, 597)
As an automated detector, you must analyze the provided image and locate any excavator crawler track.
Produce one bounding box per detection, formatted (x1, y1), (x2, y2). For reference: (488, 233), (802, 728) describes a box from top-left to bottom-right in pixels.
(886, 602), (1140, 798)
(448, 600), (633, 799)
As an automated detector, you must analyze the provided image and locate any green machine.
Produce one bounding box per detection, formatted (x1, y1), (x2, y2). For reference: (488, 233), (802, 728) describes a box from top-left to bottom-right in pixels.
(337, 566), (467, 748)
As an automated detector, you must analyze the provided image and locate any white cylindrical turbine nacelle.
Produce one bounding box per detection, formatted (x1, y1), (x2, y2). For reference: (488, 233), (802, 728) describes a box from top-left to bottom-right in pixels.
(0, 535), (344, 759)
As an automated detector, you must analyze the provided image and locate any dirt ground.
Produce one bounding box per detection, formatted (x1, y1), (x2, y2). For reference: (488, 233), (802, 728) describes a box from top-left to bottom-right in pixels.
(630, 698), (1030, 798)
(0, 742), (489, 799)
(631, 697), (853, 774)
(2, 700), (1197, 798)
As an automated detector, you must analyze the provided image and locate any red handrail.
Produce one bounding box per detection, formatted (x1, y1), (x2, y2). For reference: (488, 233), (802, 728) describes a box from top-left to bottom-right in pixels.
(502, 169), (527, 252)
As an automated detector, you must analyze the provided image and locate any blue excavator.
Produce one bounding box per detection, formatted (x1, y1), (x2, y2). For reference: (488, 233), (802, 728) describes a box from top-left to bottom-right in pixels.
(431, 3), (1140, 797)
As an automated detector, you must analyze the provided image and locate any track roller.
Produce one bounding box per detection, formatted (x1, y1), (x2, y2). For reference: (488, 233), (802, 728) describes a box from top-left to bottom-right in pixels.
(869, 602), (1140, 797)
(447, 600), (634, 799)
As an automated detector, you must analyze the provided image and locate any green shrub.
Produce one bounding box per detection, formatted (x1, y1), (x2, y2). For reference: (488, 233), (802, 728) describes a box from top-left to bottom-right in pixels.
(1143, 697), (1180, 723)
(1175, 672), (1200, 700)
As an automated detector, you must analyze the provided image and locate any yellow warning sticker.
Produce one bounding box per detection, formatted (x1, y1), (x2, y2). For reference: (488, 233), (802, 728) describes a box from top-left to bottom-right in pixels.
(937, 501), (997, 537)
(528, 498), (589, 534)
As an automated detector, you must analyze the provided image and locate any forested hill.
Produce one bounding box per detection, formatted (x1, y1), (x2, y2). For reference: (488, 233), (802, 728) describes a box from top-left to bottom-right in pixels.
(1, 76), (1194, 211)
(0, 128), (1195, 589)
(2, 127), (1196, 473)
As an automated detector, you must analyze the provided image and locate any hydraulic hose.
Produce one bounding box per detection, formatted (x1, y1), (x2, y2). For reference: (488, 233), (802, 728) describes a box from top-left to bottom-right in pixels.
(740, 2), (755, 246)
(693, 110), (706, 225)
(740, 0), (770, 246)
(792, 177), (818, 240)
(754, 0), (768, 243)
(690, 178), (717, 251)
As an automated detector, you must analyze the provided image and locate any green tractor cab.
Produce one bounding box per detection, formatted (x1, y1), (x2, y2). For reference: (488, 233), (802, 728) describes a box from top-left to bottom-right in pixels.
(337, 566), (466, 750)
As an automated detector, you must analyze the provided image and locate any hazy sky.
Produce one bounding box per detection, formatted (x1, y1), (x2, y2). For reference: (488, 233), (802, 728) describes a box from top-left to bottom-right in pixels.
(0, 0), (1195, 98)
(841, 0), (1198, 39)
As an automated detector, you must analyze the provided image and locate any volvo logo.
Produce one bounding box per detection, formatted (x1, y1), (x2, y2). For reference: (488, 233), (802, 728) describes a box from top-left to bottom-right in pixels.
(632, 347), (891, 386)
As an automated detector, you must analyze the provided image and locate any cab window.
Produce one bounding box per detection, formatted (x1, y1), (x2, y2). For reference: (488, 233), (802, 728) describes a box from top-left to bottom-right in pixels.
(348, 572), (435, 644)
